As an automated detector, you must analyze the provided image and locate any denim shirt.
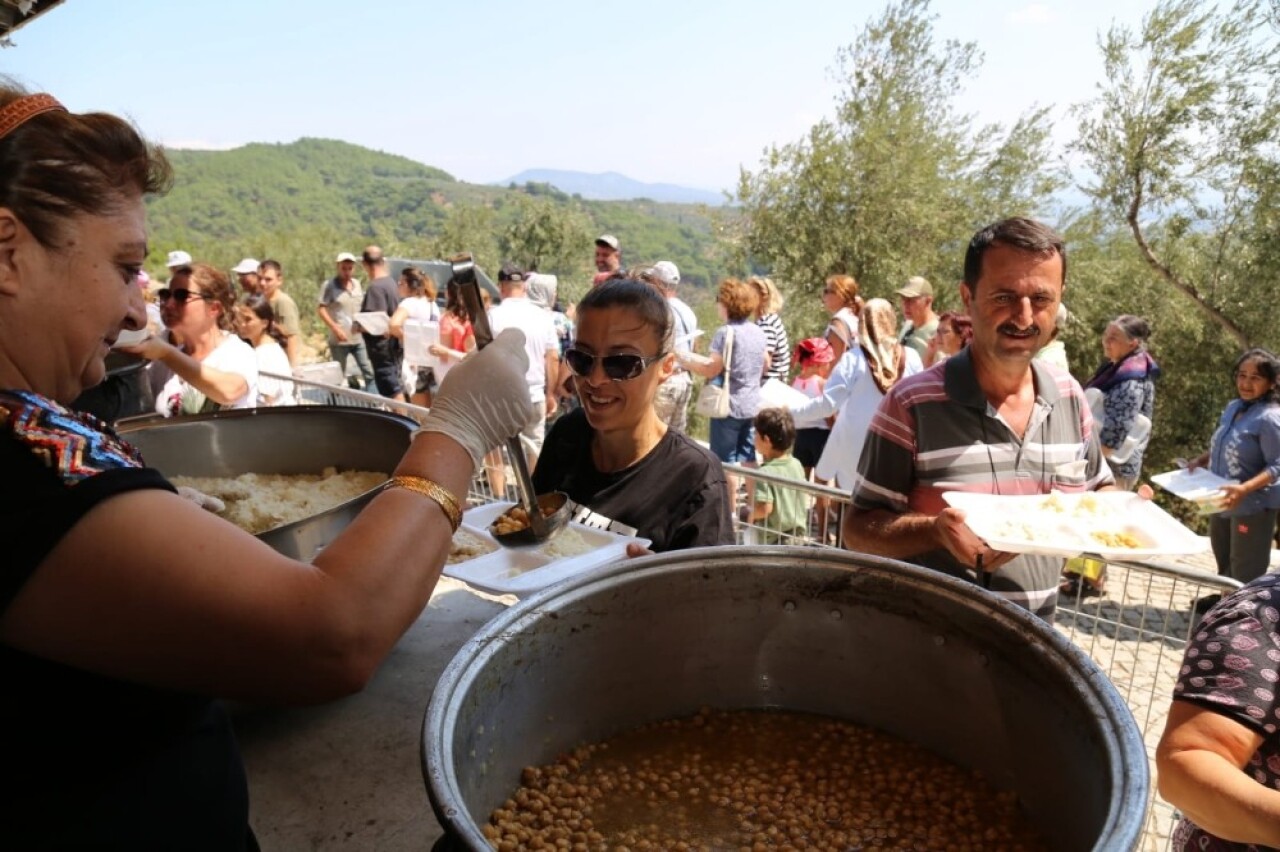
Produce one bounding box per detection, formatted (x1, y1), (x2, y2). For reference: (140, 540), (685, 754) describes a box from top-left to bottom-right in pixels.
(1209, 398), (1280, 515)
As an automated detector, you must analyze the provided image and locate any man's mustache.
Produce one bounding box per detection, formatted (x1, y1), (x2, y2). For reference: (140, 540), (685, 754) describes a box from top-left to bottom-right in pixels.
(996, 323), (1040, 336)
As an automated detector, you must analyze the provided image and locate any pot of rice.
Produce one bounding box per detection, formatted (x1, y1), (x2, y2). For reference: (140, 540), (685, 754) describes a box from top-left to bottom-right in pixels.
(423, 547), (1148, 851)
(118, 406), (416, 560)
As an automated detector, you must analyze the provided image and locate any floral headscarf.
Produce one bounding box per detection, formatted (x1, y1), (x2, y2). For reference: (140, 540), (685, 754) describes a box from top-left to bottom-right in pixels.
(859, 298), (907, 394)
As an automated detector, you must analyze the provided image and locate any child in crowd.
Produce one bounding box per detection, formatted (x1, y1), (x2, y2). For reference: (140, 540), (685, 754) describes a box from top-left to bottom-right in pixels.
(749, 408), (809, 544)
(790, 338), (835, 476)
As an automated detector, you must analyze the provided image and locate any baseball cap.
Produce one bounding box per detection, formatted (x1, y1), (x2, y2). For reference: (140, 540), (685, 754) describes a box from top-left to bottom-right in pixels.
(232, 257), (260, 275)
(651, 261), (680, 288)
(896, 276), (933, 299)
(498, 263), (525, 283)
(335, 251), (357, 263)
(165, 250), (192, 269)
(595, 234), (620, 251)
(796, 337), (835, 365)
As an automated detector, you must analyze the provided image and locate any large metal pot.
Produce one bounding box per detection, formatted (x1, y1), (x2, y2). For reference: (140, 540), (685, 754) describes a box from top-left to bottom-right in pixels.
(118, 406), (415, 560)
(423, 547), (1148, 851)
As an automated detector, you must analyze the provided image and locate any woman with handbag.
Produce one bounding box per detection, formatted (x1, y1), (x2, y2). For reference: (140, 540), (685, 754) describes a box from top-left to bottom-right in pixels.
(533, 276), (734, 552)
(686, 278), (769, 505)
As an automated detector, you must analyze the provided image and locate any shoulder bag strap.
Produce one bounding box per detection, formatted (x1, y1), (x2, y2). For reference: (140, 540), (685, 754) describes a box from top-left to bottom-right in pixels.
(723, 326), (734, 396)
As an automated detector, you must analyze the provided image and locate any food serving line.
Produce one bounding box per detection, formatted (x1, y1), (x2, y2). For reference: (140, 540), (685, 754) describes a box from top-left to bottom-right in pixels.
(162, 376), (1245, 850)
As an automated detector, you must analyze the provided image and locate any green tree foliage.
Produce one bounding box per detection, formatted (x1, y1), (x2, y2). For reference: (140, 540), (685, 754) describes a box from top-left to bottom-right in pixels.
(1074, 0), (1280, 350)
(732, 0), (1063, 345)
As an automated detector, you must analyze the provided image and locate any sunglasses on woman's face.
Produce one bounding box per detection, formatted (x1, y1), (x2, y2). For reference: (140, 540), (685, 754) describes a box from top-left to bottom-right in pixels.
(564, 347), (663, 382)
(156, 288), (212, 304)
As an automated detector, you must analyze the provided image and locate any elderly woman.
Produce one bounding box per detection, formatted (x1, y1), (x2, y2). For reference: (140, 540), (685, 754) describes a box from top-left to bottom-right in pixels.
(137, 262), (259, 416)
(233, 294), (295, 407)
(820, 273), (862, 362)
(924, 311), (973, 366)
(687, 278), (769, 501)
(1183, 350), (1280, 616)
(751, 276), (790, 383)
(533, 276), (733, 551)
(0, 84), (532, 846)
(1156, 571), (1280, 851)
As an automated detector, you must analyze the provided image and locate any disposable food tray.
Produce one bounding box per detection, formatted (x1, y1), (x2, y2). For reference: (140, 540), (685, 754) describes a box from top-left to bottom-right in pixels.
(443, 501), (649, 595)
(941, 490), (1208, 560)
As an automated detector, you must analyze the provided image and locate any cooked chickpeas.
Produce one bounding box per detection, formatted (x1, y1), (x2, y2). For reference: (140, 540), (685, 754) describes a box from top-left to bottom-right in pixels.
(485, 709), (1046, 851)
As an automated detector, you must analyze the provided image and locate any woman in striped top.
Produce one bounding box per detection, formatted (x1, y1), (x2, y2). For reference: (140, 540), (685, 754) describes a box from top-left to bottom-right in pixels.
(752, 276), (791, 382)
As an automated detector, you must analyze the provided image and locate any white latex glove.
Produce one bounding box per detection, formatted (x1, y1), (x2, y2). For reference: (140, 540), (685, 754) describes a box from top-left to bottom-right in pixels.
(175, 485), (227, 513)
(413, 327), (533, 467)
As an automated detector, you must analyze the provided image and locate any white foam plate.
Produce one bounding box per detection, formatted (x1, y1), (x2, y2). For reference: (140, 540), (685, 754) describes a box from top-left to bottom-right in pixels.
(112, 328), (150, 348)
(941, 490), (1209, 560)
(1151, 467), (1235, 503)
(443, 501), (650, 595)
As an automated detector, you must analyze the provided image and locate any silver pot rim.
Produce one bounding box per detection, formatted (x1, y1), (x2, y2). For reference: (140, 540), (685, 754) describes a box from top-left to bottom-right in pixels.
(422, 546), (1149, 851)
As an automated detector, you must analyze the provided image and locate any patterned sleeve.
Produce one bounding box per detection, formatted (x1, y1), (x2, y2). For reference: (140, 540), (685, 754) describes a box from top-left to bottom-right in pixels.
(1174, 581), (1280, 740)
(1071, 381), (1116, 490)
(850, 386), (917, 511)
(1100, 379), (1143, 451)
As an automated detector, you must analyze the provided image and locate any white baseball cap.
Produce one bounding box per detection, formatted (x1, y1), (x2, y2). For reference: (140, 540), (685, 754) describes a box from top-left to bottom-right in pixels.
(651, 260), (680, 288)
(335, 251), (358, 263)
(232, 258), (260, 275)
(165, 249), (192, 269)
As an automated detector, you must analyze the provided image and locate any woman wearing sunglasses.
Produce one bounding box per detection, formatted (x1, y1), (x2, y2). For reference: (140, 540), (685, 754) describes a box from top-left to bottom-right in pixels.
(130, 262), (259, 416)
(0, 84), (534, 847)
(532, 276), (734, 552)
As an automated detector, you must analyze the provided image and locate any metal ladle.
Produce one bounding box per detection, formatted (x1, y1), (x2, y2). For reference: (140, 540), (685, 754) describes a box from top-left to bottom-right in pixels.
(450, 255), (568, 544)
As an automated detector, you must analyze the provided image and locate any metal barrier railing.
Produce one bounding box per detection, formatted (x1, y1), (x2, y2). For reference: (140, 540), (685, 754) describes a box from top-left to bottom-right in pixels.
(275, 374), (1244, 850)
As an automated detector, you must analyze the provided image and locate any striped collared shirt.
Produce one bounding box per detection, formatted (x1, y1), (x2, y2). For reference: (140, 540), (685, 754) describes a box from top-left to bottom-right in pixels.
(850, 348), (1114, 621)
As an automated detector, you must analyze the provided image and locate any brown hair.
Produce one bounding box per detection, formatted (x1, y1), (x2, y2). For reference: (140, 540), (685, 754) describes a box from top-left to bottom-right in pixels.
(749, 276), (784, 315)
(400, 266), (437, 300)
(825, 274), (860, 311)
(0, 80), (172, 249)
(937, 311), (974, 346)
(185, 262), (237, 331)
(963, 217), (1066, 292)
(717, 277), (759, 322)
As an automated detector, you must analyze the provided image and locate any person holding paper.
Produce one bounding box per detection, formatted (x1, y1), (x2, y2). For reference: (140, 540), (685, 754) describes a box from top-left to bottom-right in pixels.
(389, 265), (441, 407)
(1186, 349), (1280, 600)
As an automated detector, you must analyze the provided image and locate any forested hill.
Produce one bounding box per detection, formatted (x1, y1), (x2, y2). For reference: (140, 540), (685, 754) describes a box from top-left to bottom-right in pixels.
(145, 138), (723, 298)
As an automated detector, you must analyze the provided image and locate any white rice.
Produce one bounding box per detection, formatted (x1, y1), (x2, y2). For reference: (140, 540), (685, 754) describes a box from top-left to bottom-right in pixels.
(448, 528), (497, 564)
(540, 528), (594, 559)
(170, 467), (386, 534)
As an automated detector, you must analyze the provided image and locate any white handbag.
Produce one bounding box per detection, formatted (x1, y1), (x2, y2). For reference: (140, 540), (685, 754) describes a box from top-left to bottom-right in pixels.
(694, 327), (734, 418)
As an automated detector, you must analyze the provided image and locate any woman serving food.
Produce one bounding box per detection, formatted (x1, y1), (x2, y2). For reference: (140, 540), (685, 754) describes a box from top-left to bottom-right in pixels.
(532, 275), (734, 551)
(0, 83), (533, 847)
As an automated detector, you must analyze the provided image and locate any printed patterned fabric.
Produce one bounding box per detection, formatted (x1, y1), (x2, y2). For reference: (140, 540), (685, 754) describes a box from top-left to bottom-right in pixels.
(0, 390), (144, 483)
(1172, 572), (1280, 851)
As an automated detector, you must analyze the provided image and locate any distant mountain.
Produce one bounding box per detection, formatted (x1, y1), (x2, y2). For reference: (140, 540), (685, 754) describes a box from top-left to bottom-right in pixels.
(499, 169), (727, 206)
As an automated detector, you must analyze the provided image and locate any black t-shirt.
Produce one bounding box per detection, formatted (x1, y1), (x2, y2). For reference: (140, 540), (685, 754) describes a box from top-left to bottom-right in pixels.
(0, 391), (250, 849)
(361, 275), (402, 362)
(532, 408), (734, 552)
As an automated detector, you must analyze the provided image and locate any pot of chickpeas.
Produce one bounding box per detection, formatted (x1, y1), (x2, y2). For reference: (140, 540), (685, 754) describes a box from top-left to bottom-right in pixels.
(422, 547), (1147, 851)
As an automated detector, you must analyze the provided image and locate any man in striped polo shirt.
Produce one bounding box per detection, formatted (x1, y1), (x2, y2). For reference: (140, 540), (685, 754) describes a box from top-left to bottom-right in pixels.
(843, 218), (1113, 621)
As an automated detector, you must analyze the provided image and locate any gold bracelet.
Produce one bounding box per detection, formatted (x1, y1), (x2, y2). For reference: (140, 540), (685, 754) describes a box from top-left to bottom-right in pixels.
(384, 475), (462, 532)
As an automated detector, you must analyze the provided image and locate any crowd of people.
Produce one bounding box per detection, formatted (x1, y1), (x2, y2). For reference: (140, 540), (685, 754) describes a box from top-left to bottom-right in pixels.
(5, 83), (1280, 851)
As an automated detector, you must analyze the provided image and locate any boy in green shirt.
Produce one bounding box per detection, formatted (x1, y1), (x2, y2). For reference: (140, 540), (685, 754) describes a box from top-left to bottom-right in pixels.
(750, 408), (809, 544)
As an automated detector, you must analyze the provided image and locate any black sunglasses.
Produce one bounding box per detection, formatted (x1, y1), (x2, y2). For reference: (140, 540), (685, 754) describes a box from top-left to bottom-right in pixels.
(156, 288), (212, 304)
(564, 347), (664, 382)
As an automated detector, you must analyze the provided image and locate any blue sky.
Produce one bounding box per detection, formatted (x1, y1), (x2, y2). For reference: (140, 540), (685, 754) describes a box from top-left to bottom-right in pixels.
(1, 0), (1150, 193)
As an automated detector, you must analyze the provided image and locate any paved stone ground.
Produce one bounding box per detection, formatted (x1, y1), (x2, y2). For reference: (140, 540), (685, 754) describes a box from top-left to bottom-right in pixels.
(1054, 547), (1276, 851)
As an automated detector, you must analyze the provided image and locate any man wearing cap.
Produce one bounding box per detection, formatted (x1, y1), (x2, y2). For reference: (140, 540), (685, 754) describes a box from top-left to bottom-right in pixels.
(489, 263), (560, 463)
(232, 258), (261, 296)
(843, 218), (1115, 623)
(258, 259), (302, 366)
(359, 246), (404, 401)
(650, 261), (699, 433)
(317, 251), (374, 391)
(896, 275), (940, 358)
(593, 234), (621, 285)
(165, 250), (192, 284)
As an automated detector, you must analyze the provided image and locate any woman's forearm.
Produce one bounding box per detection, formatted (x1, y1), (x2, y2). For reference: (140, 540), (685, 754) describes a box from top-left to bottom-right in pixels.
(1160, 749), (1280, 846)
(158, 346), (248, 405)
